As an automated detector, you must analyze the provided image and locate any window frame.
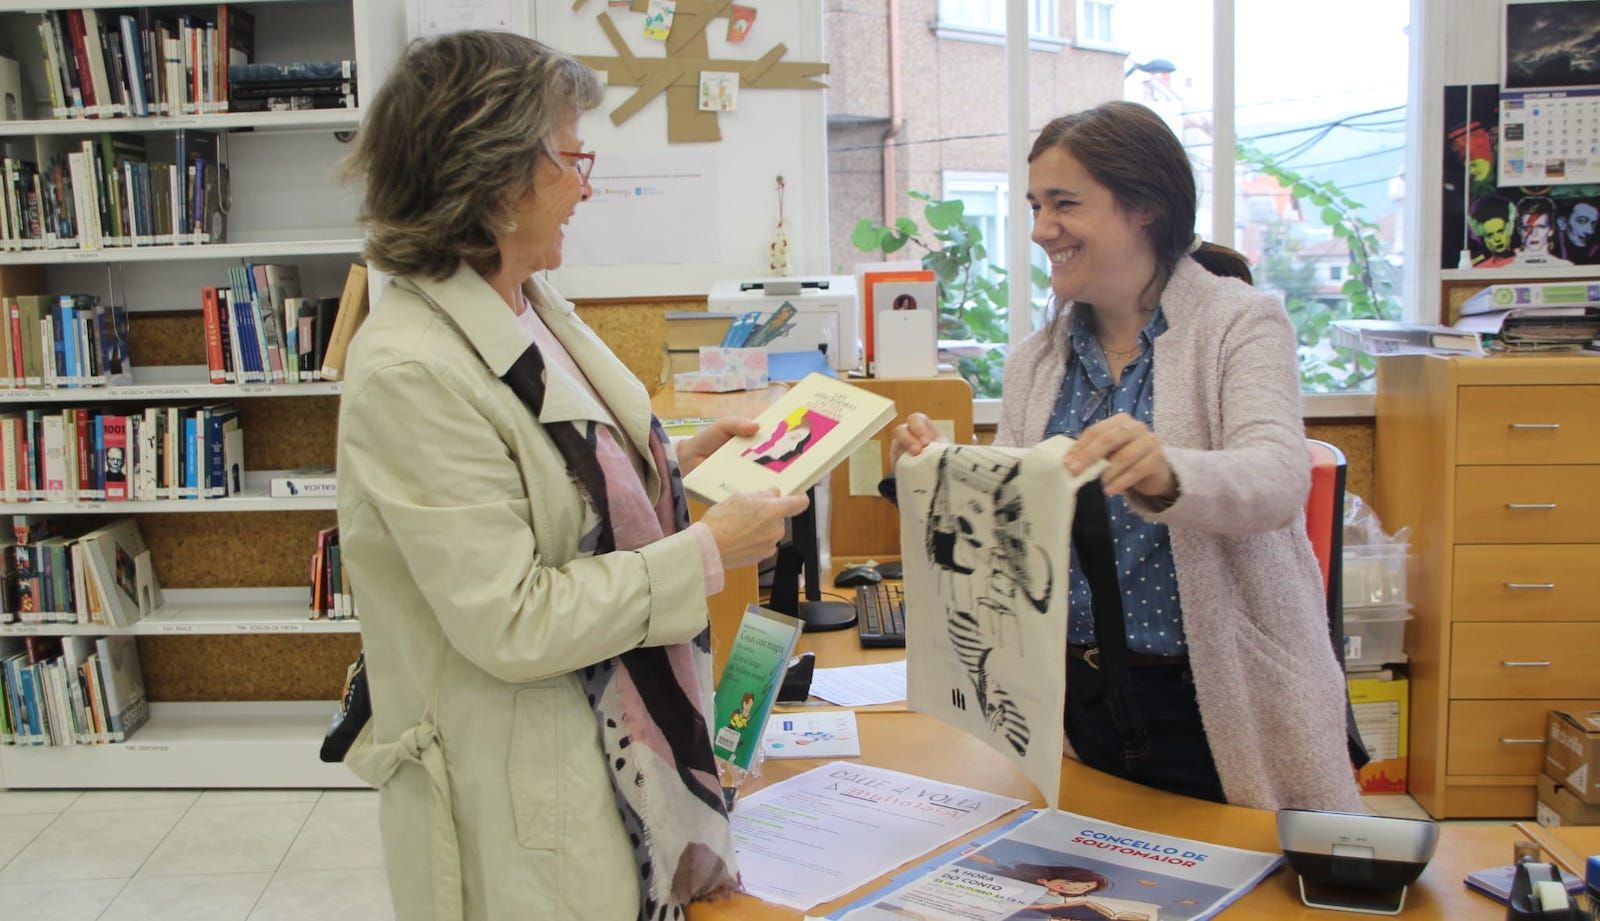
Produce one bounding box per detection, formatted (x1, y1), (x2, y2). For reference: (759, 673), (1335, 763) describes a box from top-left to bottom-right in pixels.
(1075, 0), (1121, 50)
(979, 0), (1415, 423)
(936, 0), (1068, 48)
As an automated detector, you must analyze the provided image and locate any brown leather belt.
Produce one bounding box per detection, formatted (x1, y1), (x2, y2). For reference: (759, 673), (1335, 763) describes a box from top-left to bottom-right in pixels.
(1069, 644), (1189, 670)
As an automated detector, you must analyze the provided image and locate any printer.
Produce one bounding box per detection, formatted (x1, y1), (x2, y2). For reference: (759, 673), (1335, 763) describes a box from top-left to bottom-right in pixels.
(707, 275), (861, 372)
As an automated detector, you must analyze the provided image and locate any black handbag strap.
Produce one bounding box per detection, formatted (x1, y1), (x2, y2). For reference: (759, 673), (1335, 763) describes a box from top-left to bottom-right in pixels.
(1072, 479), (1129, 688)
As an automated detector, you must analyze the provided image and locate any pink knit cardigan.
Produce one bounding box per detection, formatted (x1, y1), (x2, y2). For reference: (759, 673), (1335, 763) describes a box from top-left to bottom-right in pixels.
(997, 256), (1365, 813)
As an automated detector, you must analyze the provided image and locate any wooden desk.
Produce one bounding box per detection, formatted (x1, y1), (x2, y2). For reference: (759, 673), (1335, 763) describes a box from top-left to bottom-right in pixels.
(652, 384), (788, 679)
(689, 584), (1553, 921)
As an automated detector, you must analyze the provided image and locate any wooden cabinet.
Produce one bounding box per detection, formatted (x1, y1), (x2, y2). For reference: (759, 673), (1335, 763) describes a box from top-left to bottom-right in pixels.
(1376, 354), (1600, 818)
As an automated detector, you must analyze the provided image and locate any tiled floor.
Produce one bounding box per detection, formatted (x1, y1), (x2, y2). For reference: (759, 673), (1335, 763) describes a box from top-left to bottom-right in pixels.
(0, 787), (1502, 919)
(0, 789), (392, 921)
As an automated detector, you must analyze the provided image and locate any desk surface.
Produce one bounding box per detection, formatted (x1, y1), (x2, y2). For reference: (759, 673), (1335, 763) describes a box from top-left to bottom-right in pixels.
(689, 612), (1592, 921)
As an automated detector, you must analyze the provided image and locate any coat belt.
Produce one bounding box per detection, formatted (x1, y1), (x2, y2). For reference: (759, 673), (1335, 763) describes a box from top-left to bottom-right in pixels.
(345, 719), (464, 921)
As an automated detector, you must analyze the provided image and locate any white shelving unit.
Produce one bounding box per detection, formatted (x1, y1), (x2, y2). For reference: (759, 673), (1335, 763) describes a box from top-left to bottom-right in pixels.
(0, 0), (408, 790)
(0, 701), (363, 788)
(0, 364), (343, 401)
(1, 587), (360, 636)
(0, 469), (338, 513)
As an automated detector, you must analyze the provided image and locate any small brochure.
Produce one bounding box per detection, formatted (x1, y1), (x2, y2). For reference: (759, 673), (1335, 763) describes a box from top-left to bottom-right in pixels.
(832, 809), (1283, 921)
(712, 604), (803, 771)
(762, 710), (861, 759)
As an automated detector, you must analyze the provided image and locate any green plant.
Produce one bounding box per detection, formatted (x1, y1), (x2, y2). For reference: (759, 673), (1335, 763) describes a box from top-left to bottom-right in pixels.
(1237, 140), (1400, 392)
(850, 192), (1048, 398)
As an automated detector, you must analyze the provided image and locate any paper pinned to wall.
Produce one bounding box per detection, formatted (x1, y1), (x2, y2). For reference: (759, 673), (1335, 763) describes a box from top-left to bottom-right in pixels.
(930, 419), (955, 442)
(896, 437), (1101, 809)
(411, 0), (526, 38)
(562, 150), (719, 266)
(847, 441), (883, 496)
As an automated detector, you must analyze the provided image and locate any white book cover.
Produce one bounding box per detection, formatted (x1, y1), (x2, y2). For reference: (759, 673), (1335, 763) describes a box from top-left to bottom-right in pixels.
(270, 464), (335, 498)
(79, 518), (159, 628)
(94, 634), (147, 741)
(41, 414), (68, 500)
(682, 373), (896, 504)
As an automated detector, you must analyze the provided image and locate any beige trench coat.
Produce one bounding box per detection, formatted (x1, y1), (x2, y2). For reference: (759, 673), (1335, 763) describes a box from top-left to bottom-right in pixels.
(336, 265), (714, 921)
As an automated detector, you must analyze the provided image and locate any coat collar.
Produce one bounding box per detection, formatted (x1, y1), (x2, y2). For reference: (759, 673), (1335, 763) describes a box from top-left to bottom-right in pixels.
(395, 266), (657, 487)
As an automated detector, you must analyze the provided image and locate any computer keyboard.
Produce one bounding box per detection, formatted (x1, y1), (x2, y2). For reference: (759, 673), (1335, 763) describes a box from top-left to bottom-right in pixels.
(855, 582), (905, 647)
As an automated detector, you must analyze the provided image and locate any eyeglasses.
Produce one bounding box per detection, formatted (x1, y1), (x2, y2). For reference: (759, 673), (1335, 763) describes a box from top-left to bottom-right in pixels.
(558, 150), (596, 182)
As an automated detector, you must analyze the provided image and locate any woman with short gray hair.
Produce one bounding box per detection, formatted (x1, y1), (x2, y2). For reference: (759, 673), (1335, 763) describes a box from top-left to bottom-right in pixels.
(335, 31), (806, 921)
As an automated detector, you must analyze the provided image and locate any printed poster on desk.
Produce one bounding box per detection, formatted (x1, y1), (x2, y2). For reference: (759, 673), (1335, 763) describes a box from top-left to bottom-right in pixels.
(835, 809), (1283, 921)
(896, 438), (1101, 810)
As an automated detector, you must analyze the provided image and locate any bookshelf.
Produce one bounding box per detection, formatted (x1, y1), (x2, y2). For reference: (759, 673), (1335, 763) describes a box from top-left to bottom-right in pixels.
(0, 0), (409, 789)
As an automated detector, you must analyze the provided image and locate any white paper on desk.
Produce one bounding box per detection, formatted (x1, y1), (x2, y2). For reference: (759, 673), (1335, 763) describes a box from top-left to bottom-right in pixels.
(762, 710), (862, 759)
(896, 438), (1101, 810)
(810, 660), (907, 706)
(730, 761), (1027, 910)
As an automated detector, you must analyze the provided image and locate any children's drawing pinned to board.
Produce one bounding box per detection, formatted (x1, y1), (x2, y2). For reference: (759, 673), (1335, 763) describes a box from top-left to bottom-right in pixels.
(770, 175), (792, 275)
(698, 71), (739, 112)
(727, 5), (756, 43)
(643, 0), (674, 40)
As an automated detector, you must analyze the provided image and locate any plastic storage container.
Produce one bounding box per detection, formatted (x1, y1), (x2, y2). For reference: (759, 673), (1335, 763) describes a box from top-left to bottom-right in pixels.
(1343, 542), (1409, 609)
(1343, 604), (1412, 670)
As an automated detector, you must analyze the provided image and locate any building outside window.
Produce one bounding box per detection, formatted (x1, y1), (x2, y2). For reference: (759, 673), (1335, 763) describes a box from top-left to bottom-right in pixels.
(828, 0), (1410, 407)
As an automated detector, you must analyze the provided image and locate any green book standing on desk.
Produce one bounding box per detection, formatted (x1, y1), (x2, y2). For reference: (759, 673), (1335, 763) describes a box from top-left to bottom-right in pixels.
(712, 604), (803, 771)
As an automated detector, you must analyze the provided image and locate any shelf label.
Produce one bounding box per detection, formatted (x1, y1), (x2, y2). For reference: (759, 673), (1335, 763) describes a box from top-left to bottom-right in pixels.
(157, 624), (196, 633)
(155, 117), (200, 128)
(68, 250), (102, 260)
(124, 744), (172, 752)
(240, 623), (305, 633)
(239, 385), (274, 394)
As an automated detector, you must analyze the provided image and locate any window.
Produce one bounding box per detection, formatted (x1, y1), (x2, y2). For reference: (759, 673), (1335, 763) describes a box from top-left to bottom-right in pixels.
(1329, 265), (1343, 282)
(1078, 0), (1117, 46)
(939, 0), (1060, 37)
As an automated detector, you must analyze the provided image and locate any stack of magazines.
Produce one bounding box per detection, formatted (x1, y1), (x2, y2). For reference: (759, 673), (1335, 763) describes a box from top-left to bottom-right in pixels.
(228, 60), (357, 112)
(1456, 282), (1600, 352)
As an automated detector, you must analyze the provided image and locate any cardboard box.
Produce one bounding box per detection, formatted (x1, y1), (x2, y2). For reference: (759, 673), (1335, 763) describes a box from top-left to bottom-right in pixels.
(1543, 710), (1600, 805)
(1536, 773), (1600, 826)
(1347, 675), (1408, 793)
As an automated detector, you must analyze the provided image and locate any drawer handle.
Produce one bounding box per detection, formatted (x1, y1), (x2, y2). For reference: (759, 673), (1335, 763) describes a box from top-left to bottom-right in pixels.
(1505, 503), (1558, 510)
(1505, 582), (1557, 591)
(1508, 423), (1562, 431)
(1499, 737), (1546, 745)
(1501, 660), (1552, 668)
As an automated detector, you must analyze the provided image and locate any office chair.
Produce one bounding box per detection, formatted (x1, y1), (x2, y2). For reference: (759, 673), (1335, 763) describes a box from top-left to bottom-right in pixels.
(1306, 439), (1371, 771)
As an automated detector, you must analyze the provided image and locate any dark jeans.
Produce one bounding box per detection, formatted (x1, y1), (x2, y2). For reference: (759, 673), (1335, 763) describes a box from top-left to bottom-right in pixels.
(1064, 654), (1227, 803)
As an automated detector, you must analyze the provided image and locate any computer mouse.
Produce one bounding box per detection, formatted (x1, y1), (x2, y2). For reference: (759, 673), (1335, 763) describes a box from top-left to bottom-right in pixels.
(833, 564), (882, 588)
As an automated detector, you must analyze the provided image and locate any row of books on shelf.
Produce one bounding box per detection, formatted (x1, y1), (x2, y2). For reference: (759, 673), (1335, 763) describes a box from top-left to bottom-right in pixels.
(201, 262), (369, 385)
(310, 526), (354, 621)
(1, 634), (148, 746)
(30, 6), (254, 120)
(0, 403), (243, 504)
(0, 294), (131, 389)
(2, 518), (158, 628)
(227, 61), (359, 114)
(2, 132), (226, 252)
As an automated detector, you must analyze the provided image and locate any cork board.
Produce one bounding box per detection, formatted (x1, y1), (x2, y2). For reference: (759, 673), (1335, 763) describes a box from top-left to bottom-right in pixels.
(1307, 419), (1376, 505)
(576, 297), (708, 389)
(139, 634), (362, 701)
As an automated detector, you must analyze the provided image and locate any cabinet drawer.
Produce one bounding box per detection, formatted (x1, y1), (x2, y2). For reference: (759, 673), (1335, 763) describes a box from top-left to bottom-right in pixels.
(1447, 699), (1600, 775)
(1457, 386), (1600, 465)
(1453, 546), (1600, 621)
(1450, 622), (1600, 698)
(1453, 466), (1600, 544)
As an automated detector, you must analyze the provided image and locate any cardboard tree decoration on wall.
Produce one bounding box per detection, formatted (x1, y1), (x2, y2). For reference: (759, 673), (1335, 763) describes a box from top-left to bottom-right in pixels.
(573, 0), (828, 143)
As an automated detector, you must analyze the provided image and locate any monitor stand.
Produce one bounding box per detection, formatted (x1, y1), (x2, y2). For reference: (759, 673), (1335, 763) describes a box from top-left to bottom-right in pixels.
(766, 485), (857, 632)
